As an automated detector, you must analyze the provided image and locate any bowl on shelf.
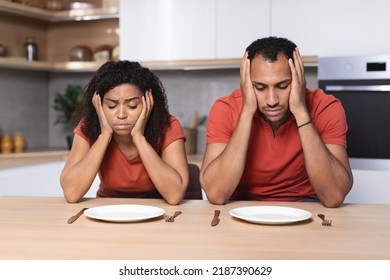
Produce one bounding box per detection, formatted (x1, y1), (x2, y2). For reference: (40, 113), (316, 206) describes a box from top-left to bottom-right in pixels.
(69, 45), (93, 61)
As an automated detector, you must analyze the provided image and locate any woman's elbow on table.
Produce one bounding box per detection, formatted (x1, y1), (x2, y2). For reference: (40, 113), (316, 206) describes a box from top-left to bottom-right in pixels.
(167, 188), (188, 205)
(61, 180), (83, 203)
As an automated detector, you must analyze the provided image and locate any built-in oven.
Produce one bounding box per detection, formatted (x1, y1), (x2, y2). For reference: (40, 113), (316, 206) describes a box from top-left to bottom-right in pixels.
(318, 55), (390, 203)
(318, 55), (390, 162)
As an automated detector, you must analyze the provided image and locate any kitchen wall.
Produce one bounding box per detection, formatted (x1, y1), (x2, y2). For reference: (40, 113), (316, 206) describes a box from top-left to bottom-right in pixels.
(0, 66), (318, 153)
(0, 68), (49, 149)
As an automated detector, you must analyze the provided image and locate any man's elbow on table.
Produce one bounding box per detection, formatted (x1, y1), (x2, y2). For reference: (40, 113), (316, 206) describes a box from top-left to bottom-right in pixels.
(319, 191), (349, 208)
(203, 188), (229, 205)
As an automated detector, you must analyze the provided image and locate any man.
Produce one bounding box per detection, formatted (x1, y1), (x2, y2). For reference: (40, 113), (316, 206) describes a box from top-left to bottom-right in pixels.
(200, 37), (353, 207)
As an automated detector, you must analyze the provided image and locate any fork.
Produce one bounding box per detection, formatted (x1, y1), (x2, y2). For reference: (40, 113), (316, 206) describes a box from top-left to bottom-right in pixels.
(165, 211), (182, 222)
(317, 214), (332, 226)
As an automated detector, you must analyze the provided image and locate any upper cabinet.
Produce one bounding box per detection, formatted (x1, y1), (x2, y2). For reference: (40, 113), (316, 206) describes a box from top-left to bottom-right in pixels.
(216, 0), (270, 59)
(120, 0), (271, 61)
(121, 0), (390, 65)
(120, 0), (216, 61)
(316, 0), (390, 57)
(271, 0), (390, 57)
(271, 0), (319, 56)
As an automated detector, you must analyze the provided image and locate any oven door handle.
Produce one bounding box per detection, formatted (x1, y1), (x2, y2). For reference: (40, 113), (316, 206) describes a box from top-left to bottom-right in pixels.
(325, 85), (390, 92)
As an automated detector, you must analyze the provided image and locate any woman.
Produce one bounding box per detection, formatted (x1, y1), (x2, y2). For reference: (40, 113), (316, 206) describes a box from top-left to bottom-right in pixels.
(60, 60), (189, 204)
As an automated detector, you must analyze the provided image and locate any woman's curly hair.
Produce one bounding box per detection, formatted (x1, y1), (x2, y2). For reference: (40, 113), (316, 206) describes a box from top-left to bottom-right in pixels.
(75, 60), (171, 154)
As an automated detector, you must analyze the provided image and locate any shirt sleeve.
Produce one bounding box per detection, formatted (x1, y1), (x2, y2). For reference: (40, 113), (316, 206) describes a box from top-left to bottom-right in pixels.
(162, 115), (186, 150)
(73, 121), (91, 144)
(206, 98), (238, 144)
(310, 89), (348, 148)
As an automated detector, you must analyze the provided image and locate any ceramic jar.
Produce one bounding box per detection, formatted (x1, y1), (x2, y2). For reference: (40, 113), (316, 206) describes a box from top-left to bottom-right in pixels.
(1, 133), (13, 153)
(13, 131), (26, 153)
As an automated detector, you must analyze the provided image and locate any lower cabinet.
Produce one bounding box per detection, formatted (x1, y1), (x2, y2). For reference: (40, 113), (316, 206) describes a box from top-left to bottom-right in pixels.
(0, 162), (99, 197)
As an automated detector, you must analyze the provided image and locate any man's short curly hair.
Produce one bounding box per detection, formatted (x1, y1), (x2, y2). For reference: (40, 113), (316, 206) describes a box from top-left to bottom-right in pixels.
(75, 60), (171, 154)
(246, 36), (297, 62)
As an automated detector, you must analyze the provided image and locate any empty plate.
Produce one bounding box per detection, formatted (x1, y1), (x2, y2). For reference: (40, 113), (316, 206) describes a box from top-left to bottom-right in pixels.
(229, 206), (312, 225)
(84, 204), (165, 223)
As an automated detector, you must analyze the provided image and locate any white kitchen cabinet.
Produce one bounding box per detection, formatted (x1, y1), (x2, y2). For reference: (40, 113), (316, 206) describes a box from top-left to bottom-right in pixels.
(316, 0), (390, 56)
(0, 162), (99, 197)
(272, 0), (390, 57)
(120, 0), (216, 61)
(120, 0), (390, 61)
(216, 0), (270, 59)
(270, 0), (319, 56)
(120, 0), (271, 61)
(344, 159), (390, 204)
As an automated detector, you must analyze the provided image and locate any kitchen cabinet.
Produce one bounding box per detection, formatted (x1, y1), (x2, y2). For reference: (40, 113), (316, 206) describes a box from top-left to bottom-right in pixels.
(0, 0), (119, 72)
(347, 159), (390, 204)
(216, 0), (270, 59)
(271, 0), (390, 57)
(120, 0), (271, 61)
(0, 160), (99, 197)
(271, 0), (318, 56)
(120, 0), (317, 67)
(120, 0), (216, 61)
(316, 0), (390, 56)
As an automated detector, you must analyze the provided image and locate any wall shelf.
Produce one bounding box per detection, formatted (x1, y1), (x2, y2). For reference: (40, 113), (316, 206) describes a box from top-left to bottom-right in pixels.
(0, 0), (118, 22)
(0, 56), (318, 72)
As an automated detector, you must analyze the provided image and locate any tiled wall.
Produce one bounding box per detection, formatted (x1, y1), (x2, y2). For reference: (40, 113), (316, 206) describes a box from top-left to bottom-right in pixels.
(0, 66), (318, 153)
(0, 68), (49, 150)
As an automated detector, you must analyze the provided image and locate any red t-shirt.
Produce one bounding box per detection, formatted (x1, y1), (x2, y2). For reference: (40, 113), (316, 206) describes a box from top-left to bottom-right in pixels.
(206, 88), (348, 201)
(74, 115), (185, 198)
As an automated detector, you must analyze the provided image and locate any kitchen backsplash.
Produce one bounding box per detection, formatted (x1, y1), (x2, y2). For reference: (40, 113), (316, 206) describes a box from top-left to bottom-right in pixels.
(0, 66), (318, 154)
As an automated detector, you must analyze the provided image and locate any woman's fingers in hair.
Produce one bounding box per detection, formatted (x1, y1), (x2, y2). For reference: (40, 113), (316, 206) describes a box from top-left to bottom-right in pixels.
(146, 89), (154, 111)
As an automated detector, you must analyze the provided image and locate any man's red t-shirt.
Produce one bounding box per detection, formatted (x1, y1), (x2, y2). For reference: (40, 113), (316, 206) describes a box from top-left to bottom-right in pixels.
(206, 88), (347, 201)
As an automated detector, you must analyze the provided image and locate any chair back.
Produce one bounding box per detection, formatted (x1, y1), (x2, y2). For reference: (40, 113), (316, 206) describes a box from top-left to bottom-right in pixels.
(184, 163), (203, 199)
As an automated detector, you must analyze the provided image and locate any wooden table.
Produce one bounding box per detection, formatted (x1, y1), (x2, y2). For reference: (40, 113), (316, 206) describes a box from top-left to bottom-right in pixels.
(0, 196), (389, 260)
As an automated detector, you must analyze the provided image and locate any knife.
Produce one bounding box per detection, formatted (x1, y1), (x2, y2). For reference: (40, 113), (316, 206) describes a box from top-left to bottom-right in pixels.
(67, 208), (88, 224)
(211, 210), (221, 226)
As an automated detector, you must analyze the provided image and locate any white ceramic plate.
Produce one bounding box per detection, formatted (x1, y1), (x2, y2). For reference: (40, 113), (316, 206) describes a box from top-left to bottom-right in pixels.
(84, 204), (165, 223)
(229, 206), (312, 225)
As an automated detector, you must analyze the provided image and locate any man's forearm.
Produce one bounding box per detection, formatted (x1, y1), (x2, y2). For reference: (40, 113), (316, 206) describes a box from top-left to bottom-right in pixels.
(298, 123), (353, 207)
(201, 110), (254, 204)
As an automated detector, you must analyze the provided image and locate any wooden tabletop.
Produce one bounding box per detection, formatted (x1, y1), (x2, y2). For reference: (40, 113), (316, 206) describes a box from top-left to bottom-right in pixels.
(0, 196), (389, 260)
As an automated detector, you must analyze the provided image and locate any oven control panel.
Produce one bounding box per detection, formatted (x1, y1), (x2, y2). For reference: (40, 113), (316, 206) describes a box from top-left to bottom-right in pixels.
(318, 55), (390, 80)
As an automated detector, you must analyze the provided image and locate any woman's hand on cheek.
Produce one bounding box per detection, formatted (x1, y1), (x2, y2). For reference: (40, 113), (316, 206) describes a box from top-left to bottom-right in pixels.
(131, 90), (154, 138)
(92, 93), (113, 136)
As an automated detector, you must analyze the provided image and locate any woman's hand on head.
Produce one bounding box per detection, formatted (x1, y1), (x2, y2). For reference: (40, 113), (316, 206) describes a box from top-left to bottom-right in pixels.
(131, 90), (154, 138)
(92, 92), (113, 136)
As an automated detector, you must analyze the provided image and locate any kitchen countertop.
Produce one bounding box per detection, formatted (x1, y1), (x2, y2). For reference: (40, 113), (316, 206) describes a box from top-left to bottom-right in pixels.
(0, 150), (203, 170)
(0, 150), (69, 169)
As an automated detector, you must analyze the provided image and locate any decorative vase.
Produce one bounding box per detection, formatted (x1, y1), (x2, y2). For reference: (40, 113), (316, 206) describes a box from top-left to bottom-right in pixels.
(13, 131), (26, 153)
(1, 133), (13, 153)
